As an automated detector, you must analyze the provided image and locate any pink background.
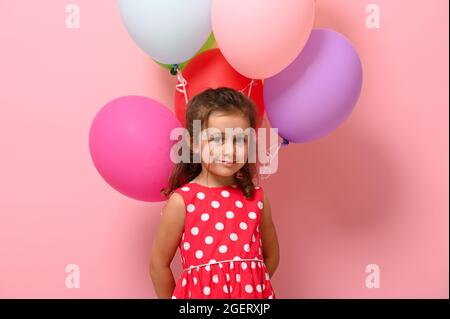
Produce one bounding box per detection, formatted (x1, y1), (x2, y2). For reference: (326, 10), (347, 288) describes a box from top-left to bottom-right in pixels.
(0, 0), (448, 298)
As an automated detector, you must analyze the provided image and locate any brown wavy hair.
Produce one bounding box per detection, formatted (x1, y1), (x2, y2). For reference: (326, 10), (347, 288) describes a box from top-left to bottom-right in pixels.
(160, 87), (260, 200)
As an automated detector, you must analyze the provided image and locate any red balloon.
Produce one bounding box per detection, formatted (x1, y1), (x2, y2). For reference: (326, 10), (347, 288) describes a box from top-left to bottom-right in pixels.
(174, 48), (265, 128)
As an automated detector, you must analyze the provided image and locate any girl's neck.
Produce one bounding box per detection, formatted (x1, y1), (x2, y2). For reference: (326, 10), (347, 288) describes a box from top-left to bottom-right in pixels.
(194, 170), (236, 188)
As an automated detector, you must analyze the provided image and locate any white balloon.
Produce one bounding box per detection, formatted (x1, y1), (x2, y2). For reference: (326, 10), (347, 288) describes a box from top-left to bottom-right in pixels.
(118, 0), (212, 65)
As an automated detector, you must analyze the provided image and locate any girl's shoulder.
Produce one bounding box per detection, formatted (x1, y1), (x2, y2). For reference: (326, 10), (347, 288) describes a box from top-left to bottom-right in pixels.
(170, 181), (198, 205)
(250, 185), (265, 203)
(172, 181), (196, 194)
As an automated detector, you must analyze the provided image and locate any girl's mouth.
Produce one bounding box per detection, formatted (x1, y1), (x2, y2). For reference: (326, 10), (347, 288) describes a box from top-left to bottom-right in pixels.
(216, 160), (237, 167)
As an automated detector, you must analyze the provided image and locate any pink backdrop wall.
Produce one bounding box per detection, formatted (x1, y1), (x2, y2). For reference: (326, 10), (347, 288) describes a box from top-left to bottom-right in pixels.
(0, 0), (448, 298)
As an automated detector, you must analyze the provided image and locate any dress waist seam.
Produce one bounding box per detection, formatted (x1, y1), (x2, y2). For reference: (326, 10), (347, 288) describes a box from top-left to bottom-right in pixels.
(183, 258), (264, 272)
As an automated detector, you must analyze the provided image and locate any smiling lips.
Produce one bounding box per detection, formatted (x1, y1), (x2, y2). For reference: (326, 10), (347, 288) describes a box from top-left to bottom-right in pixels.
(216, 160), (236, 166)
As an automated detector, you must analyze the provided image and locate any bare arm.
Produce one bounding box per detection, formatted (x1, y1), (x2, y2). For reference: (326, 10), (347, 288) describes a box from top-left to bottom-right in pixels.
(260, 191), (280, 278)
(149, 192), (185, 299)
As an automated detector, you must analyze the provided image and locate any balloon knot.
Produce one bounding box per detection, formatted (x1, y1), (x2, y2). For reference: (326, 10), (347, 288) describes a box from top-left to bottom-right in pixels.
(281, 137), (290, 146)
(170, 64), (179, 76)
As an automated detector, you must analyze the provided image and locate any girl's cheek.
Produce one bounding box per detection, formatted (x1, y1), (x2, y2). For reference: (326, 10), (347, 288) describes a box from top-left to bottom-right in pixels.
(235, 144), (248, 163)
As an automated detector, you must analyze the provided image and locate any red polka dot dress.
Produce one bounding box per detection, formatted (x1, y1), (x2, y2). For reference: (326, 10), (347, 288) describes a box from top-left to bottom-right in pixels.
(171, 181), (276, 299)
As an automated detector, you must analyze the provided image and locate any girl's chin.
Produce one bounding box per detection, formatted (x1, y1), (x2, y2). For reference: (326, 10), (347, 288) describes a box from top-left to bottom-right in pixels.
(210, 164), (240, 175)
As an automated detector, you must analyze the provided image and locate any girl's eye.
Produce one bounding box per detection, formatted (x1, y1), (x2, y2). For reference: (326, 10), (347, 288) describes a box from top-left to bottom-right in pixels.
(209, 135), (247, 144)
(234, 136), (246, 144)
(210, 136), (222, 144)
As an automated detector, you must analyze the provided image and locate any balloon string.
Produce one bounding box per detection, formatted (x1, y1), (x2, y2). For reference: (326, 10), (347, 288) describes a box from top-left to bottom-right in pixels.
(175, 67), (189, 105)
(260, 137), (289, 180)
(248, 79), (254, 98)
(239, 79), (256, 98)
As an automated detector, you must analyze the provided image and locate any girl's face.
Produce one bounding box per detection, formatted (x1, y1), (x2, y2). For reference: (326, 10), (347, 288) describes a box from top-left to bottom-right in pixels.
(198, 111), (251, 178)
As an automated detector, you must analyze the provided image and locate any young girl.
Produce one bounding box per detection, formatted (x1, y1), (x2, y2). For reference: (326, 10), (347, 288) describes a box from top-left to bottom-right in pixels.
(150, 87), (279, 299)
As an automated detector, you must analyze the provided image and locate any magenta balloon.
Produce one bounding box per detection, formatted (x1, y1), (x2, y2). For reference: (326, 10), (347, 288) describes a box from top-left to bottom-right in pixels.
(89, 96), (181, 202)
(264, 29), (363, 143)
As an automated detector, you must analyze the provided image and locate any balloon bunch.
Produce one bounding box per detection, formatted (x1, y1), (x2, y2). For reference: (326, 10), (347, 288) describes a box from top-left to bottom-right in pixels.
(89, 0), (363, 202)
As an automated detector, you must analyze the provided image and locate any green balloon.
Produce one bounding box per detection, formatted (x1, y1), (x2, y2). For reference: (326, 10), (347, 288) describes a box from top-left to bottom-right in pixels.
(156, 33), (216, 72)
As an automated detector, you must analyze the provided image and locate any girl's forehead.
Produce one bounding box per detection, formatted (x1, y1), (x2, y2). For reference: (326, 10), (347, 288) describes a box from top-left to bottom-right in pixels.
(206, 111), (250, 131)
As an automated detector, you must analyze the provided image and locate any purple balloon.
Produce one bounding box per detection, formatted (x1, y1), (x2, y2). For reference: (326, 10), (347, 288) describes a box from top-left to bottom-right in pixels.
(264, 28), (363, 143)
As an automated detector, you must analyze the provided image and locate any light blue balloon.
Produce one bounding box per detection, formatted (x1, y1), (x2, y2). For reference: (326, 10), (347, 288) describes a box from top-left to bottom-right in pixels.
(118, 0), (212, 65)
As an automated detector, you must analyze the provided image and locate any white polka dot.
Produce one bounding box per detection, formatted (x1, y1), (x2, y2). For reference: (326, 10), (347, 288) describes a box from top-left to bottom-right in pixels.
(252, 234), (256, 242)
(244, 244), (250, 252)
(205, 236), (214, 245)
(218, 262), (223, 268)
(235, 200), (243, 208)
(255, 186), (260, 190)
(248, 212), (257, 219)
(221, 190), (230, 198)
(196, 192), (205, 200)
(183, 242), (190, 250)
(241, 262), (248, 270)
(258, 201), (264, 210)
(256, 225), (260, 232)
(233, 256), (241, 261)
(256, 284), (262, 293)
(209, 259), (217, 264)
(181, 186), (190, 192)
(195, 250), (203, 259)
(191, 227), (199, 235)
(193, 277), (198, 285)
(269, 295), (273, 299)
(223, 284), (229, 293)
(171, 296), (176, 299)
(251, 262), (256, 269)
(188, 291), (192, 298)
(205, 265), (211, 271)
(182, 278), (187, 287)
(236, 274), (241, 282)
(219, 245), (228, 253)
(203, 286), (211, 295)
(263, 284), (265, 290)
(245, 284), (253, 293)
(187, 204), (195, 212)
(240, 222), (248, 230)
(226, 211), (234, 219)
(226, 273), (230, 282)
(212, 275), (219, 283)
(229, 233), (238, 241)
(211, 200), (220, 208)
(215, 222), (224, 231)
(201, 213), (209, 221)
(230, 261), (234, 269)
(265, 273), (270, 280)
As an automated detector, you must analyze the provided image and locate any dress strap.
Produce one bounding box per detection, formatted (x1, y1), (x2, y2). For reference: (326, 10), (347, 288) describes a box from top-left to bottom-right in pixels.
(183, 258), (265, 272)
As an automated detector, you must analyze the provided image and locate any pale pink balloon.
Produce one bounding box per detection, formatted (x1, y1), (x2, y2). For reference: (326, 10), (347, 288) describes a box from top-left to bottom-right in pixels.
(89, 96), (181, 202)
(212, 0), (315, 79)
